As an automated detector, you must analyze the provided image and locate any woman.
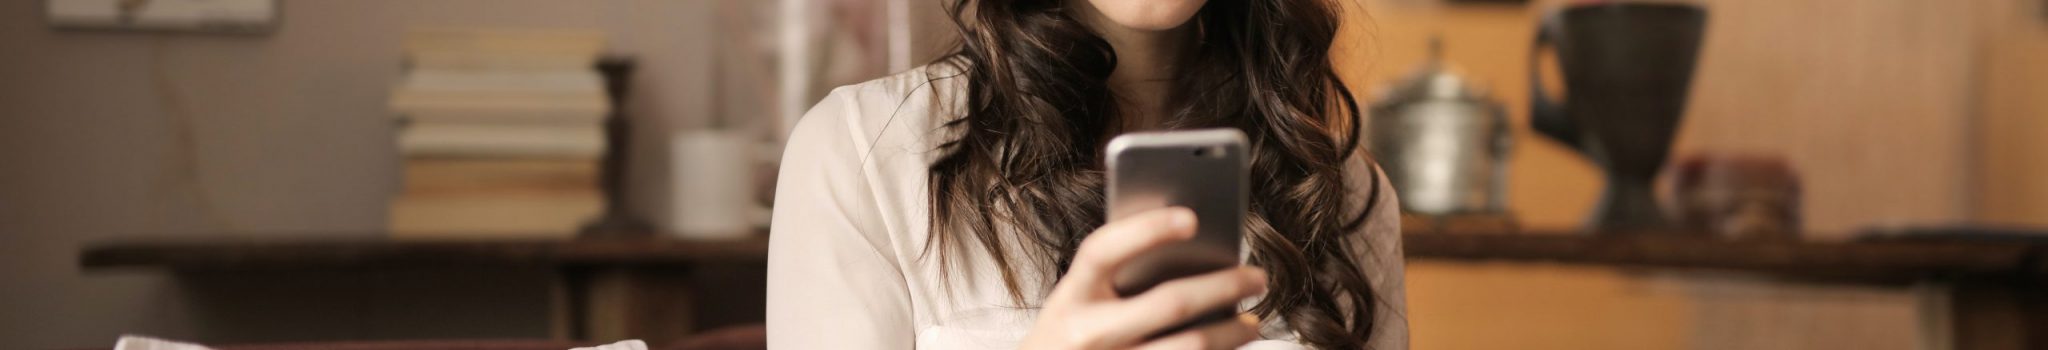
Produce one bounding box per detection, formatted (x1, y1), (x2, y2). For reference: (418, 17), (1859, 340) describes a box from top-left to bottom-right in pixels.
(766, 0), (1406, 348)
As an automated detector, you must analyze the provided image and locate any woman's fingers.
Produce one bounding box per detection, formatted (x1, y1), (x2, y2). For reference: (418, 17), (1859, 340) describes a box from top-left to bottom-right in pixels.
(1132, 313), (1263, 350)
(1111, 266), (1268, 334)
(1066, 207), (1198, 282)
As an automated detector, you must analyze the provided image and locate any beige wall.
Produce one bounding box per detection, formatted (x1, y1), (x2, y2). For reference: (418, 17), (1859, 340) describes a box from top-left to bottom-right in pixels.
(0, 1), (721, 348)
(0, 1), (975, 347)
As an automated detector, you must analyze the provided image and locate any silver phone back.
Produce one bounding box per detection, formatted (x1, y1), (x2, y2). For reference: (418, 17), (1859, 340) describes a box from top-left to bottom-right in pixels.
(1104, 128), (1249, 296)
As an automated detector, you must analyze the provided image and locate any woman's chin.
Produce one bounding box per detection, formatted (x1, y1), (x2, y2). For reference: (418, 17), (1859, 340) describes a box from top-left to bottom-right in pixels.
(1116, 18), (1194, 32)
(1088, 0), (1206, 32)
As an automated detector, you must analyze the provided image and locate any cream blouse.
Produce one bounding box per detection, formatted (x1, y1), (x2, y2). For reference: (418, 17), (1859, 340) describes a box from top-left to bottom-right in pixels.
(766, 64), (1408, 350)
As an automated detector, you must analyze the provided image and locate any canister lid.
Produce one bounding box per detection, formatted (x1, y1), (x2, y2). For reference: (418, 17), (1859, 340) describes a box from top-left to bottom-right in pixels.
(1374, 37), (1493, 104)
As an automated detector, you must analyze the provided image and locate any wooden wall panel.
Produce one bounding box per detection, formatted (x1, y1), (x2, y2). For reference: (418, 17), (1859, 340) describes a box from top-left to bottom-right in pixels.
(1404, 262), (1692, 350)
(1342, 1), (1991, 349)
(1973, 0), (2048, 225)
(1672, 0), (1978, 236)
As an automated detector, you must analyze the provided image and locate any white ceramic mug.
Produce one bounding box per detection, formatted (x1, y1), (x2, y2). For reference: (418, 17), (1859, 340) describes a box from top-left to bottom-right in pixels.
(661, 130), (769, 239)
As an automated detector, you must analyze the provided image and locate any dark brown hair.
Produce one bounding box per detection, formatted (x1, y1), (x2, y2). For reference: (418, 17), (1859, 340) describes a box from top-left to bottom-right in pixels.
(926, 0), (1384, 348)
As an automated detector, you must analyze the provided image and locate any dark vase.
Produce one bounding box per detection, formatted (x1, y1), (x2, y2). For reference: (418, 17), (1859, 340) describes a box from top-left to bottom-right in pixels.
(1529, 3), (1708, 232)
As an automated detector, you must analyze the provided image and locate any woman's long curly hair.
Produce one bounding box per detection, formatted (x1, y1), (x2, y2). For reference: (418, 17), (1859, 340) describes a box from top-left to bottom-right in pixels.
(925, 0), (1384, 348)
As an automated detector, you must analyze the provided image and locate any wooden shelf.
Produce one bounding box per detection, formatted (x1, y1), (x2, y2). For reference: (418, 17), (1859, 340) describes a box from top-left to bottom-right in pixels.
(1402, 232), (2045, 283)
(75, 229), (2048, 349)
(80, 234), (769, 271)
(81, 230), (2047, 283)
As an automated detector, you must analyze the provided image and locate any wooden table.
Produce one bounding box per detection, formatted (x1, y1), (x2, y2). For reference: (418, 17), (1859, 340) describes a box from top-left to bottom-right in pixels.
(82, 232), (2048, 349)
(81, 235), (769, 345)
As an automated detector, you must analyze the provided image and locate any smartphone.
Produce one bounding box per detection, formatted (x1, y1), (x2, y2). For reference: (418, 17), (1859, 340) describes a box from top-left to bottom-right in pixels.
(1104, 128), (1249, 330)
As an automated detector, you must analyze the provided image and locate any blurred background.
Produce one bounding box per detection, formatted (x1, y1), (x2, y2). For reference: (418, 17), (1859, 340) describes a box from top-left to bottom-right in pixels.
(1, 0), (2044, 349)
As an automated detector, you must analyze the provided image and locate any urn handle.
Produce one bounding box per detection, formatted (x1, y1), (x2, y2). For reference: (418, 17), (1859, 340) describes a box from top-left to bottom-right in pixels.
(1529, 14), (1579, 150)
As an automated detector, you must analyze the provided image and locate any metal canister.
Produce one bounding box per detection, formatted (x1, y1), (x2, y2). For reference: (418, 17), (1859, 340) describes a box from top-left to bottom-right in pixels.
(1368, 41), (1512, 216)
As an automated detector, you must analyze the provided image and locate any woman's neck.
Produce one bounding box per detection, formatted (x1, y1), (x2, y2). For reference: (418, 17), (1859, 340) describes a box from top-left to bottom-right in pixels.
(1070, 1), (1191, 131)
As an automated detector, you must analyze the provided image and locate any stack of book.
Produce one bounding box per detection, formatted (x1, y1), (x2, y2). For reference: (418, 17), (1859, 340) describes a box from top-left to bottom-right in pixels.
(386, 28), (610, 239)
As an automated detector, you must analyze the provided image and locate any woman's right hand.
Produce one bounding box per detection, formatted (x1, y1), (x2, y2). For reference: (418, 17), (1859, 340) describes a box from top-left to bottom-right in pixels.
(1018, 207), (1270, 350)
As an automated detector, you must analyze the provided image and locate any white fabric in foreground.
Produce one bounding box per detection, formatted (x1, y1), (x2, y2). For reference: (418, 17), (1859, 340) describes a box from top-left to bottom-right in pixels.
(114, 336), (214, 350)
(113, 335), (647, 350)
(570, 339), (648, 350)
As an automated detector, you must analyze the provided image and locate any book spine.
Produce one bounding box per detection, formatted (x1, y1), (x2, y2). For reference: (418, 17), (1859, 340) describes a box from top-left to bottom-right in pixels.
(398, 122), (605, 159)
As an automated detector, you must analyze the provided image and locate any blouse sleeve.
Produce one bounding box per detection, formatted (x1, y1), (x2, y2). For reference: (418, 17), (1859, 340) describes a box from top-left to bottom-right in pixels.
(1354, 161), (1410, 350)
(765, 89), (917, 350)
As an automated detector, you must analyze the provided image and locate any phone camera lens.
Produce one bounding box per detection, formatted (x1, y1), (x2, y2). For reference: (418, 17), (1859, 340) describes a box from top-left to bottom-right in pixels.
(1193, 148), (1209, 157)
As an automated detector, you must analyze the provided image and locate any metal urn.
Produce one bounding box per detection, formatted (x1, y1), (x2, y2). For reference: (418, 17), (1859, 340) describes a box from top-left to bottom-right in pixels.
(1370, 41), (1513, 218)
(1529, 3), (1707, 232)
